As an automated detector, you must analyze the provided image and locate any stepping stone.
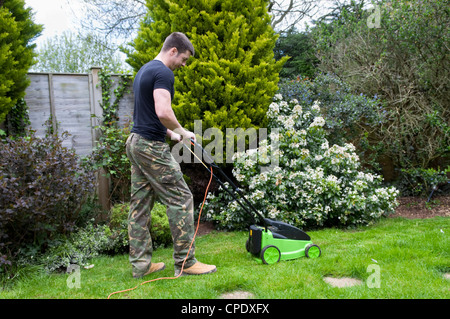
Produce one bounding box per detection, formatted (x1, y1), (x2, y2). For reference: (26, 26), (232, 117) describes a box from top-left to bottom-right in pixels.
(323, 276), (363, 288)
(220, 291), (255, 299)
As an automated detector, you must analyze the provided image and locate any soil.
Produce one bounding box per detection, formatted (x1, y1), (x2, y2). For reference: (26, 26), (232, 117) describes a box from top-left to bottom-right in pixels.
(389, 195), (450, 219)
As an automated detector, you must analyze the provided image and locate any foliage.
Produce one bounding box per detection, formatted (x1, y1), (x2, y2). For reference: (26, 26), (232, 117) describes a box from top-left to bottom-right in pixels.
(6, 201), (172, 275)
(125, 0), (288, 146)
(111, 202), (173, 249)
(311, 0), (450, 171)
(98, 70), (133, 125)
(0, 128), (95, 272)
(274, 28), (319, 79)
(31, 31), (127, 73)
(203, 94), (399, 230)
(87, 71), (133, 204)
(3, 98), (30, 137)
(277, 74), (386, 172)
(35, 221), (128, 273)
(0, 0), (42, 122)
(396, 166), (450, 197)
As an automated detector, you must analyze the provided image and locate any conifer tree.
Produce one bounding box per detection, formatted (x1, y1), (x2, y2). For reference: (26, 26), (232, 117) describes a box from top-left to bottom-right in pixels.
(125, 0), (287, 140)
(0, 0), (42, 123)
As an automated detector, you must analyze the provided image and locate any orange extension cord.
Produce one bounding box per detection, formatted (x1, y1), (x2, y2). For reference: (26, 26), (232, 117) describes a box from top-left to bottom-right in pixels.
(107, 142), (213, 299)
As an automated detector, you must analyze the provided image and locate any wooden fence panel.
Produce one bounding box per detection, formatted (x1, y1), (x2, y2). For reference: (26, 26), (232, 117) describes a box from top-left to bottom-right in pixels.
(24, 69), (134, 157)
(53, 74), (93, 156)
(26, 73), (52, 138)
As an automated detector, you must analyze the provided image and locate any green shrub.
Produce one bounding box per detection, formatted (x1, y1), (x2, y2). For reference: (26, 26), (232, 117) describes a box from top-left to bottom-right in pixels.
(0, 130), (95, 271)
(37, 222), (127, 273)
(311, 0), (450, 171)
(89, 122), (131, 204)
(204, 94), (399, 230)
(111, 202), (172, 249)
(0, 0), (42, 123)
(125, 0), (287, 155)
(396, 166), (450, 197)
(278, 74), (385, 172)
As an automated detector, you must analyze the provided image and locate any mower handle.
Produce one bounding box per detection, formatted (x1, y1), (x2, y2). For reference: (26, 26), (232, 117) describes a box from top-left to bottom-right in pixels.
(186, 138), (268, 229)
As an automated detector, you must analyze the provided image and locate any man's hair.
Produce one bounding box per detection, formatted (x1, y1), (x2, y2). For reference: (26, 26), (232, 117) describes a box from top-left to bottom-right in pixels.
(162, 32), (195, 57)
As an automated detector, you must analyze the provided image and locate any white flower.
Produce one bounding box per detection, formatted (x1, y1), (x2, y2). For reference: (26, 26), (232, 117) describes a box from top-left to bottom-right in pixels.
(274, 94), (283, 101)
(309, 116), (325, 128)
(268, 206), (280, 218)
(269, 102), (279, 113)
(321, 140), (329, 150)
(303, 111), (311, 119)
(312, 100), (321, 111)
(293, 104), (303, 115)
(326, 175), (338, 183)
(284, 117), (295, 129)
(244, 158), (254, 169)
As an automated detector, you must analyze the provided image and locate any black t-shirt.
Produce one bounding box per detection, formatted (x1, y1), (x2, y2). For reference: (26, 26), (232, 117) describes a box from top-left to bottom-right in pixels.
(131, 60), (175, 142)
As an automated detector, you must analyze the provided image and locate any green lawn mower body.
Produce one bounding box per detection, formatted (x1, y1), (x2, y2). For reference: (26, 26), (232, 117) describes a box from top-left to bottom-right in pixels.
(246, 218), (321, 264)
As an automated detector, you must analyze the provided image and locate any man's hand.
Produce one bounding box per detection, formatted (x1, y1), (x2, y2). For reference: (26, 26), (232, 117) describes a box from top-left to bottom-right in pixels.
(167, 129), (182, 142)
(181, 129), (196, 142)
(167, 128), (196, 143)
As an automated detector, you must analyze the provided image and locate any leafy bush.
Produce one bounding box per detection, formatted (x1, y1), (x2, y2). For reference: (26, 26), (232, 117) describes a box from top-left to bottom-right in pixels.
(0, 0), (42, 123)
(0, 130), (95, 271)
(89, 122), (131, 204)
(312, 0), (449, 171)
(16, 201), (173, 274)
(37, 222), (127, 273)
(111, 202), (172, 249)
(278, 74), (385, 172)
(396, 166), (450, 197)
(126, 0), (287, 157)
(203, 94), (399, 230)
(274, 28), (319, 79)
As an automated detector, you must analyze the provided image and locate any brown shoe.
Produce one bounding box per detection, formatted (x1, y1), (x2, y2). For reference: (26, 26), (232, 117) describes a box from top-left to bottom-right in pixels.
(175, 261), (217, 277)
(133, 262), (166, 278)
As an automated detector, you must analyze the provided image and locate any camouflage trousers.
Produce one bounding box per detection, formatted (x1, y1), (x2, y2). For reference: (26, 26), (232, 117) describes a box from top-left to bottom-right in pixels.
(125, 133), (197, 277)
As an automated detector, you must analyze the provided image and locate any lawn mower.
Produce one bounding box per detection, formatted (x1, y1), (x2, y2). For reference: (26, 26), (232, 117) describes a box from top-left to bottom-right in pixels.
(185, 139), (321, 264)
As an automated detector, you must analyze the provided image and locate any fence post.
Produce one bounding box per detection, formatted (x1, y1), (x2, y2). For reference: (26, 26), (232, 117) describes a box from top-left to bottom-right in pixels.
(90, 67), (111, 213)
(48, 73), (57, 133)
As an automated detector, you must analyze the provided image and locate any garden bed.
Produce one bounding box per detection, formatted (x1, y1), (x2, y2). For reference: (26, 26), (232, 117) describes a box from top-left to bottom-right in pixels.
(390, 195), (450, 219)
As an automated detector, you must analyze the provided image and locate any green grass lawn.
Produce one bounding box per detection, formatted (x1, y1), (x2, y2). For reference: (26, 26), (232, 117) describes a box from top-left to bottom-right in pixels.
(1, 217), (449, 299)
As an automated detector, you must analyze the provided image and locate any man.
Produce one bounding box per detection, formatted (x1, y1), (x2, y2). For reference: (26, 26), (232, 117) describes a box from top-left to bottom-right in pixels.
(125, 32), (216, 278)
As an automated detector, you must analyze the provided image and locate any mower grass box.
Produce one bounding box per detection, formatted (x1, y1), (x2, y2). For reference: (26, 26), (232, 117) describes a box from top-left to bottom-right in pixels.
(246, 219), (321, 264)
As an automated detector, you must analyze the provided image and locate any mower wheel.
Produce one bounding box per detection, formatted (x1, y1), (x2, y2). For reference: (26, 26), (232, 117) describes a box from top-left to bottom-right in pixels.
(261, 245), (281, 264)
(245, 239), (250, 252)
(305, 244), (321, 258)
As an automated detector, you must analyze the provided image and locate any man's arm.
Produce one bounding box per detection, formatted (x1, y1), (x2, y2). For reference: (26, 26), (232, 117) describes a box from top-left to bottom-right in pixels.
(154, 88), (196, 141)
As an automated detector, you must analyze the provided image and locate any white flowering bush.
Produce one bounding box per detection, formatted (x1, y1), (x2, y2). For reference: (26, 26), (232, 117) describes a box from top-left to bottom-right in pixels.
(203, 94), (399, 230)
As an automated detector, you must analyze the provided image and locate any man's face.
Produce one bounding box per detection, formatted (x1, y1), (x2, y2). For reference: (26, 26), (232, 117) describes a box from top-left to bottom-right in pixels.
(168, 48), (191, 70)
